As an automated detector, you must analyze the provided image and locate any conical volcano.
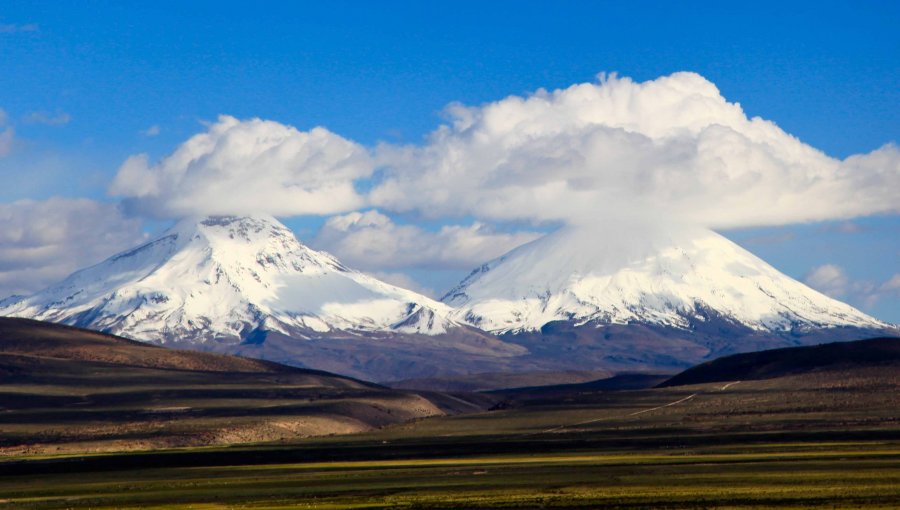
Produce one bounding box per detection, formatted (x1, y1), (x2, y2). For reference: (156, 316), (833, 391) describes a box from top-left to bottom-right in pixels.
(442, 220), (893, 368)
(1, 216), (526, 380)
(2, 215), (459, 341)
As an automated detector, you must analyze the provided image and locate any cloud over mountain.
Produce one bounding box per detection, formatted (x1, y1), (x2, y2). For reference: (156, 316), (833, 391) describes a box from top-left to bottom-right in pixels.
(106, 73), (900, 230)
(312, 210), (541, 271)
(370, 72), (900, 228)
(110, 115), (374, 218)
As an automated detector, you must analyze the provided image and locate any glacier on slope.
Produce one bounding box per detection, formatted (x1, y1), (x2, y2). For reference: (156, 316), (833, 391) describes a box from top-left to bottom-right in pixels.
(442, 220), (889, 336)
(0, 215), (459, 344)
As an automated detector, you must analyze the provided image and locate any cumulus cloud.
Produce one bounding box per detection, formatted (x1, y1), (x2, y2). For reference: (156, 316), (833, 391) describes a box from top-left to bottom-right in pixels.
(0, 198), (146, 298)
(370, 72), (900, 229)
(141, 124), (161, 137)
(23, 111), (71, 126)
(110, 115), (374, 218)
(312, 210), (541, 271)
(106, 73), (900, 230)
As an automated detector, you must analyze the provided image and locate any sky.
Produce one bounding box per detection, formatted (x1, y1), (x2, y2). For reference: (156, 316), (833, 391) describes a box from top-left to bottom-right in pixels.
(1, 1), (898, 321)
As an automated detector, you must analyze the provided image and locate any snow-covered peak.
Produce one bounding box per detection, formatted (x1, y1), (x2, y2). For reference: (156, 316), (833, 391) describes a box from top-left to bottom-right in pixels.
(166, 215), (347, 273)
(1, 215), (457, 343)
(443, 220), (889, 335)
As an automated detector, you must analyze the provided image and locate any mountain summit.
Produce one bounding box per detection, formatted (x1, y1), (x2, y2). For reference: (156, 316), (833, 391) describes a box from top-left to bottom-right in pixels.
(1, 215), (457, 344)
(443, 221), (884, 333)
(442, 220), (892, 367)
(0, 215), (531, 381)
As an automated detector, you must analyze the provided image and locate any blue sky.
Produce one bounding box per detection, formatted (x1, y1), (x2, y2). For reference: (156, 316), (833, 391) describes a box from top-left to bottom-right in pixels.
(1, 1), (898, 321)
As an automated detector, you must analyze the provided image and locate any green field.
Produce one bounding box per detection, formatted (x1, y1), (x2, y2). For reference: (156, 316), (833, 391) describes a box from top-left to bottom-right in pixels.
(2, 440), (900, 509)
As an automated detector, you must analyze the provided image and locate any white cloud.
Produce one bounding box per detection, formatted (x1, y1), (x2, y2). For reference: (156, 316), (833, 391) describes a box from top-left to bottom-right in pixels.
(804, 264), (851, 298)
(141, 124), (161, 137)
(312, 210), (541, 271)
(367, 271), (436, 297)
(109, 115), (374, 218)
(371, 72), (900, 229)
(104, 73), (900, 229)
(23, 111), (71, 126)
(805, 264), (900, 309)
(0, 198), (146, 298)
(882, 274), (900, 292)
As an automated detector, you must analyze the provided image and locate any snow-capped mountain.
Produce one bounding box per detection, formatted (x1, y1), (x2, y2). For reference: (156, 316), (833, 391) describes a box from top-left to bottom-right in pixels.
(0, 215), (534, 381)
(1, 215), (460, 344)
(443, 220), (890, 336)
(4, 215), (893, 382)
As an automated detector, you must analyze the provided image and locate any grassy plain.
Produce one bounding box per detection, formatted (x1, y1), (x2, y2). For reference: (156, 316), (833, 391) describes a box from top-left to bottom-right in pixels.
(2, 439), (899, 508)
(3, 367), (900, 508)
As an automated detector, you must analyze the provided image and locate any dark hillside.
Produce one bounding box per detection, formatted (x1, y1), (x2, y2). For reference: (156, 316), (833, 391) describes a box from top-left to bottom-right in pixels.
(0, 317), (331, 376)
(658, 337), (900, 387)
(0, 317), (492, 454)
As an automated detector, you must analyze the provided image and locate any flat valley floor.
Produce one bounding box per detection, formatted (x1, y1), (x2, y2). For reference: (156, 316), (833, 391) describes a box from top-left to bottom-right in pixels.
(2, 367), (900, 509)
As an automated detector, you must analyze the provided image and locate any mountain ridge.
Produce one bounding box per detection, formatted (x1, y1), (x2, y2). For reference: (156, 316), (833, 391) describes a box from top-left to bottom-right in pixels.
(2, 216), (895, 383)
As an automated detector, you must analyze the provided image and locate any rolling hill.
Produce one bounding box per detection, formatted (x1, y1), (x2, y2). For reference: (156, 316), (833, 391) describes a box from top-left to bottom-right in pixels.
(0, 318), (493, 455)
